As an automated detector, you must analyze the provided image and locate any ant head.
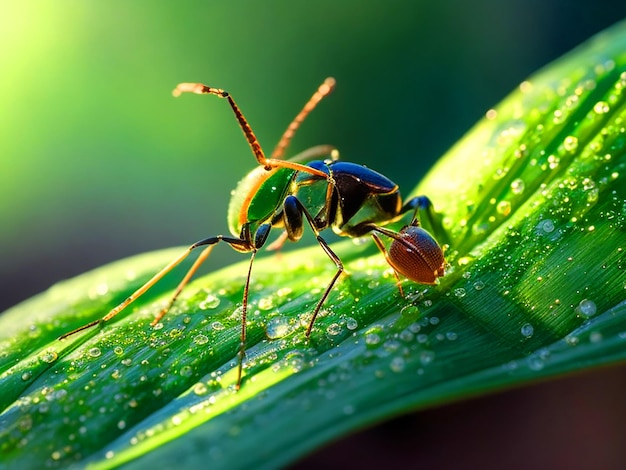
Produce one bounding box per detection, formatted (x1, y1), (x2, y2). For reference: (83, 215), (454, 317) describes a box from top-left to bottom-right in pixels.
(388, 225), (445, 285)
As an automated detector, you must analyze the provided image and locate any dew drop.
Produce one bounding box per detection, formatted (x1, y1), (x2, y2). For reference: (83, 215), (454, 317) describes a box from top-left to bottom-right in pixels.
(193, 382), (208, 395)
(364, 331), (381, 346)
(420, 350), (435, 365)
(593, 101), (610, 114)
(521, 323), (534, 338)
(510, 178), (525, 195)
(576, 299), (597, 317)
(21, 371), (32, 381)
(538, 219), (555, 233)
(496, 200), (512, 216)
(401, 305), (419, 317)
(326, 323), (342, 336)
(562, 135), (579, 152)
(345, 317), (359, 331)
(389, 357), (405, 373)
(473, 280), (485, 291)
(446, 331), (458, 341)
(587, 187), (599, 203)
(88, 347), (102, 358)
(180, 365), (193, 377)
(265, 316), (292, 339)
(211, 321), (225, 331)
(453, 288), (466, 298)
(258, 296), (275, 311)
(113, 346), (124, 356)
(39, 350), (58, 364)
(199, 294), (220, 310)
(590, 331), (603, 343)
(193, 334), (209, 345)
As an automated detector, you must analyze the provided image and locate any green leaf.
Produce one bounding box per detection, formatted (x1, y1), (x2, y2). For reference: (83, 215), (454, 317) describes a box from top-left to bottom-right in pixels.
(2, 20), (626, 470)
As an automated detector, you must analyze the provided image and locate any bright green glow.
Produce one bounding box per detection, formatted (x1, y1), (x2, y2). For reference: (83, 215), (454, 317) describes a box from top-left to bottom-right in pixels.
(227, 166), (296, 237)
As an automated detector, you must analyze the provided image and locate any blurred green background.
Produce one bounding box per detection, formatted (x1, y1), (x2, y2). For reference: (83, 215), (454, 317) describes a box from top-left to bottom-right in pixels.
(2, 1), (626, 468)
(4, 0), (625, 313)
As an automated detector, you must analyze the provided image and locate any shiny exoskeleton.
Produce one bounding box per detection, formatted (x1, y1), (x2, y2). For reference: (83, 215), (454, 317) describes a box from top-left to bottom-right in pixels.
(60, 78), (445, 389)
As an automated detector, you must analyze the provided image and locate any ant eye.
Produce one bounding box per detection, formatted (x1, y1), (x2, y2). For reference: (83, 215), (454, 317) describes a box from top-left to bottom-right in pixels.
(389, 226), (445, 284)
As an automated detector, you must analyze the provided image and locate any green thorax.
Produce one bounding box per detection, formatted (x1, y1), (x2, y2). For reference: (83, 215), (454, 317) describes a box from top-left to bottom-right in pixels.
(227, 165), (297, 237)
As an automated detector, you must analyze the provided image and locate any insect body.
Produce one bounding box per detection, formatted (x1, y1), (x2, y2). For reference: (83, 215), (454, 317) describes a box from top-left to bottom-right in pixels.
(60, 78), (445, 389)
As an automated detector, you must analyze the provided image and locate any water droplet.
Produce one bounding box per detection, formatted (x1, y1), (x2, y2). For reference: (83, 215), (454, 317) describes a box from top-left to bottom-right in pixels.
(496, 200), (511, 216)
(587, 187), (599, 203)
(589, 331), (603, 343)
(21, 371), (32, 381)
(473, 280), (485, 291)
(258, 296), (274, 311)
(563, 135), (579, 152)
(326, 323), (342, 336)
(113, 346), (124, 356)
(193, 334), (209, 345)
(199, 294), (220, 310)
(521, 323), (534, 338)
(446, 331), (458, 341)
(511, 178), (525, 195)
(180, 365), (193, 377)
(538, 219), (555, 233)
(593, 101), (610, 114)
(265, 316), (293, 339)
(211, 321), (225, 331)
(117, 420), (126, 430)
(453, 288), (466, 298)
(345, 317), (358, 330)
(389, 357), (405, 373)
(420, 350), (435, 365)
(39, 350), (58, 364)
(193, 383), (208, 395)
(576, 299), (597, 317)
(365, 331), (381, 346)
(401, 305), (419, 317)
(88, 347), (102, 358)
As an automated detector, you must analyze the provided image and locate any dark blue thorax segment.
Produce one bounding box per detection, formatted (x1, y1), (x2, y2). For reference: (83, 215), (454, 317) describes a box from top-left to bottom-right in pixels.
(295, 160), (402, 237)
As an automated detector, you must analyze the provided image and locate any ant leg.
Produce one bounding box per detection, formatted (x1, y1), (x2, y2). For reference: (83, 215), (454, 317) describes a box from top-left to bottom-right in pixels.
(235, 223), (271, 390)
(305, 236), (344, 337)
(281, 195), (344, 337)
(172, 80), (334, 180)
(59, 235), (250, 340)
(371, 232), (405, 297)
(150, 245), (214, 326)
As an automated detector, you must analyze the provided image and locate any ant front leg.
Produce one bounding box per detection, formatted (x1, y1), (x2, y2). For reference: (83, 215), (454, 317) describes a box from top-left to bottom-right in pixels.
(281, 195), (344, 337)
(58, 234), (253, 340)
